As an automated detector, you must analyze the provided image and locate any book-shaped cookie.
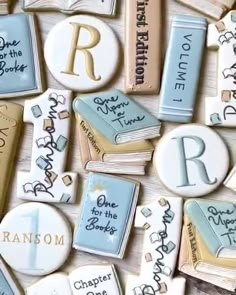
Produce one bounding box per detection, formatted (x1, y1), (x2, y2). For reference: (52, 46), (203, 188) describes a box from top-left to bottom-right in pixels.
(23, 0), (117, 16)
(0, 256), (23, 295)
(0, 14), (44, 98)
(73, 90), (161, 144)
(176, 0), (235, 20)
(77, 114), (154, 175)
(0, 0), (10, 14)
(17, 89), (78, 203)
(126, 196), (186, 295)
(185, 199), (236, 258)
(73, 172), (140, 258)
(26, 265), (122, 295)
(0, 102), (23, 218)
(184, 214), (236, 279)
(178, 223), (236, 292)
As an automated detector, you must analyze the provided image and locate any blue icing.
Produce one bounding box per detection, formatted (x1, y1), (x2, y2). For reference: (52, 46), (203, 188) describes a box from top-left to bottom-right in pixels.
(73, 173), (135, 255)
(0, 269), (14, 295)
(0, 13), (36, 94)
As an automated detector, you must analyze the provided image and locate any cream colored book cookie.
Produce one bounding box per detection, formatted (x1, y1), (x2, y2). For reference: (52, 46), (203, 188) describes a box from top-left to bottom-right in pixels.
(126, 196), (186, 295)
(17, 89), (78, 203)
(23, 0), (117, 16)
(176, 0), (235, 20)
(26, 265), (122, 295)
(0, 101), (23, 218)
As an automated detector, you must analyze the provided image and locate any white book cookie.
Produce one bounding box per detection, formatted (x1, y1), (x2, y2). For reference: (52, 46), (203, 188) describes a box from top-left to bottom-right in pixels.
(26, 265), (122, 295)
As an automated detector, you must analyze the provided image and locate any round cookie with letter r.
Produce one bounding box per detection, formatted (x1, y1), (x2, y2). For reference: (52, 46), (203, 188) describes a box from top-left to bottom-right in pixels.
(0, 202), (72, 276)
(44, 15), (120, 92)
(155, 124), (229, 197)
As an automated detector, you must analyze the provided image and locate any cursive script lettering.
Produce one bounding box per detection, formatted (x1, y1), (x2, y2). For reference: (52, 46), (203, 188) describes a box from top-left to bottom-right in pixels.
(0, 37), (20, 51)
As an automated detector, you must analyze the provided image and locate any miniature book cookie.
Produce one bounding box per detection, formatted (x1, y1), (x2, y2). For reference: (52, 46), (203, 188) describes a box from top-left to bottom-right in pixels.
(185, 199), (236, 258)
(0, 202), (72, 276)
(176, 0), (235, 20)
(206, 11), (236, 127)
(0, 256), (23, 295)
(26, 265), (122, 295)
(158, 15), (207, 123)
(126, 196), (186, 295)
(73, 172), (140, 258)
(178, 225), (236, 292)
(0, 102), (23, 218)
(73, 90), (161, 144)
(125, 0), (161, 94)
(44, 15), (119, 93)
(155, 124), (229, 197)
(0, 0), (10, 14)
(0, 13), (44, 98)
(23, 0), (117, 16)
(77, 114), (153, 175)
(17, 89), (78, 203)
(184, 214), (236, 279)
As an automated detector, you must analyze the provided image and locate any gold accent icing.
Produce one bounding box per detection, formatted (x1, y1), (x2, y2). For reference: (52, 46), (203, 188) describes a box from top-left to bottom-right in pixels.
(62, 22), (101, 81)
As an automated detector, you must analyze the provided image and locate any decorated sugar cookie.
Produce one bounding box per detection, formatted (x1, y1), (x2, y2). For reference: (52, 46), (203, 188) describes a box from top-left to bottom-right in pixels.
(126, 196), (185, 295)
(0, 256), (23, 295)
(44, 15), (120, 92)
(73, 173), (140, 258)
(0, 202), (72, 276)
(17, 89), (78, 203)
(26, 265), (122, 295)
(23, 0), (117, 16)
(0, 13), (44, 98)
(0, 101), (23, 218)
(206, 11), (236, 127)
(155, 124), (229, 197)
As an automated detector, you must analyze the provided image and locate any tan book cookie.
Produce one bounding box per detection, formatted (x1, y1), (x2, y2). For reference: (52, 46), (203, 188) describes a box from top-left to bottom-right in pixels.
(0, 101), (23, 218)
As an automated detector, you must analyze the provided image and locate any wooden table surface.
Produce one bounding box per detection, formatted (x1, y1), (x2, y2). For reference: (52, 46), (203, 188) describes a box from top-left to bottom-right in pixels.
(6, 0), (236, 294)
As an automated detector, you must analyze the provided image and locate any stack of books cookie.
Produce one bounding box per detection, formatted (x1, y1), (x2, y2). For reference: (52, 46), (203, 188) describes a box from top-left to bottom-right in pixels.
(73, 89), (161, 175)
(179, 199), (236, 292)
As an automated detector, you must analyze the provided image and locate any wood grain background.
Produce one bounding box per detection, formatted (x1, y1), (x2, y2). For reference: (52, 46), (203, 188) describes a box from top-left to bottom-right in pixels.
(5, 0), (236, 294)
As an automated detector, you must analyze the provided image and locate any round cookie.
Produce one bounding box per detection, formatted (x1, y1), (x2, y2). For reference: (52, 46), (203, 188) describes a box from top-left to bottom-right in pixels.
(0, 202), (72, 276)
(44, 15), (120, 92)
(155, 124), (229, 198)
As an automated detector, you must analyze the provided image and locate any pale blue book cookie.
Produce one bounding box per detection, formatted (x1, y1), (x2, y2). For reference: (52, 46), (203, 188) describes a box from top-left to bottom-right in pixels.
(73, 89), (161, 144)
(73, 172), (140, 258)
(185, 199), (236, 258)
(0, 256), (23, 295)
(158, 15), (207, 123)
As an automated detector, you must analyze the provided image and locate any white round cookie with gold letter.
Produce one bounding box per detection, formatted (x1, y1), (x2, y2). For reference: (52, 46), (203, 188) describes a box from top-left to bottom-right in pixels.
(44, 15), (120, 92)
(0, 202), (72, 276)
(155, 124), (229, 197)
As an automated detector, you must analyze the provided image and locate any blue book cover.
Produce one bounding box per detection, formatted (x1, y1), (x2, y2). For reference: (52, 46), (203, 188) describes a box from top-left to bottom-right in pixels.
(73, 89), (161, 144)
(185, 199), (236, 258)
(73, 173), (140, 258)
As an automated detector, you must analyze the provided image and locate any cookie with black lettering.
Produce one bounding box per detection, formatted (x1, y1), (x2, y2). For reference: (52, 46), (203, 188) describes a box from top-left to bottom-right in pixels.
(0, 13), (44, 98)
(26, 265), (122, 295)
(73, 173), (140, 258)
